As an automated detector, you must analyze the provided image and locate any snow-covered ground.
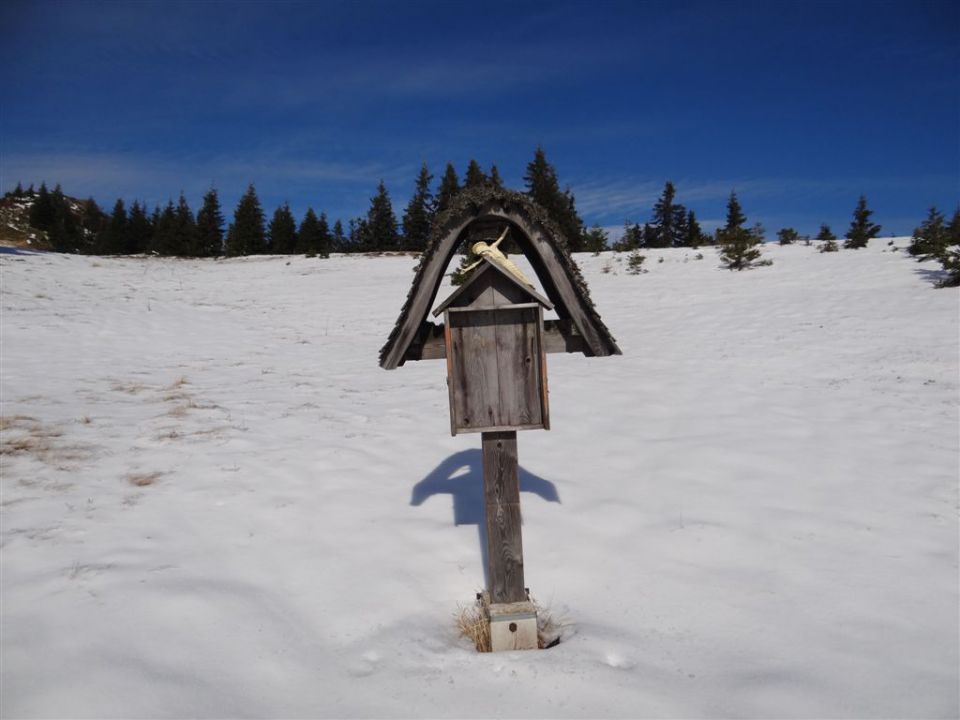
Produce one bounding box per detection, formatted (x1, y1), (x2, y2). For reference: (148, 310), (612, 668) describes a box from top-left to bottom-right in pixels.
(2, 242), (957, 718)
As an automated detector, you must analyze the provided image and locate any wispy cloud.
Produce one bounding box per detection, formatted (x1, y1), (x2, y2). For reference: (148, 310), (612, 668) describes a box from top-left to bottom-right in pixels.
(0, 149), (412, 219)
(572, 174), (956, 221)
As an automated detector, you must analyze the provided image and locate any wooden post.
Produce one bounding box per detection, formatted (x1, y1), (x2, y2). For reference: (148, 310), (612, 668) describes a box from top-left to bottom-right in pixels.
(482, 430), (526, 604)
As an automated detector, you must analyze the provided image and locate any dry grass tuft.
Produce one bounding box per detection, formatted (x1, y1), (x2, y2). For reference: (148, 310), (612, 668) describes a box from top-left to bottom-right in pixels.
(112, 381), (146, 394)
(457, 602), (492, 653)
(0, 415), (39, 432)
(127, 471), (163, 487)
(169, 376), (189, 389)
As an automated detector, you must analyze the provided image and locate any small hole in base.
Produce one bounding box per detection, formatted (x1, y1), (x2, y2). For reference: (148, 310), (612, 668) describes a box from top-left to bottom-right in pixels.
(509, 622), (517, 632)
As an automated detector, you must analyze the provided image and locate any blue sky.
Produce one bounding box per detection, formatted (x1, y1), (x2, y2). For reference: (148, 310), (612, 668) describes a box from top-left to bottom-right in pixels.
(1, 0), (957, 237)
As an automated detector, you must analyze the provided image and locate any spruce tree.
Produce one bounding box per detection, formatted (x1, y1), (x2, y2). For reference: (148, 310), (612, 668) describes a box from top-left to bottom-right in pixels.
(13, 182), (24, 198)
(29, 182), (55, 231)
(612, 221), (643, 251)
(908, 207), (949, 260)
(152, 201), (178, 256)
(584, 224), (609, 254)
(127, 201), (152, 254)
(435, 163), (460, 214)
(489, 165), (504, 188)
(99, 199), (128, 254)
(523, 146), (586, 252)
(196, 187), (224, 257)
(844, 195), (881, 249)
(648, 181), (687, 248)
(718, 192), (765, 270)
(682, 210), (707, 248)
(364, 181), (399, 252)
(317, 212), (331, 257)
(298, 208), (330, 256)
(816, 223), (838, 252)
(464, 159), (488, 189)
(332, 219), (346, 253)
(80, 197), (106, 253)
(174, 193), (198, 256)
(46, 185), (81, 253)
(777, 227), (800, 245)
(401, 163), (434, 252)
(626, 249), (646, 274)
(226, 184), (266, 256)
(948, 207), (960, 245)
(935, 246), (960, 287)
(268, 202), (298, 254)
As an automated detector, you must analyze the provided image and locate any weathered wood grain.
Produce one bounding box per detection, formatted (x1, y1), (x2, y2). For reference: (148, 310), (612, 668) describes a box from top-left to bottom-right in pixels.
(406, 319), (583, 360)
(482, 431), (526, 604)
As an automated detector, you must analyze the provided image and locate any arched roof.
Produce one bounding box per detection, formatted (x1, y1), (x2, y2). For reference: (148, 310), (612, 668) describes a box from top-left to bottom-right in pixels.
(379, 185), (621, 369)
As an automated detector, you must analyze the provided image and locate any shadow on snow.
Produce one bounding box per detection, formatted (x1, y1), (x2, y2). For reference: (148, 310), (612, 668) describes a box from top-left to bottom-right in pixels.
(410, 449), (561, 589)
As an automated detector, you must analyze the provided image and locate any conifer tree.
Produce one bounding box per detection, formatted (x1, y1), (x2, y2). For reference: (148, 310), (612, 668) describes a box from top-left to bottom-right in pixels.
(268, 202), (298, 254)
(363, 180), (399, 252)
(13, 182), (24, 198)
(724, 191), (747, 232)
(46, 185), (81, 253)
(346, 218), (364, 253)
(681, 210), (707, 248)
(29, 182), (55, 231)
(464, 159), (488, 189)
(626, 249), (646, 274)
(908, 207), (949, 260)
(316, 212), (331, 257)
(777, 227), (800, 245)
(195, 187), (224, 257)
(612, 221), (643, 251)
(523, 146), (586, 252)
(648, 181), (687, 248)
(99, 199), (128, 254)
(935, 246), (960, 287)
(80, 197), (106, 252)
(718, 191), (765, 270)
(435, 163), (460, 214)
(816, 223), (838, 252)
(584, 224), (609, 254)
(948, 207), (960, 245)
(298, 208), (330, 256)
(489, 165), (504, 188)
(401, 163), (434, 252)
(815, 223), (835, 241)
(127, 201), (152, 254)
(844, 195), (881, 249)
(174, 193), (198, 256)
(331, 219), (346, 253)
(226, 184), (266, 256)
(152, 201), (178, 256)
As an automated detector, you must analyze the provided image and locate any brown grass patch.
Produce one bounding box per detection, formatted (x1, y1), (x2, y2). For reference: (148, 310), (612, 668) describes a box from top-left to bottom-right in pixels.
(168, 376), (189, 389)
(127, 471), (163, 487)
(0, 415), (39, 432)
(112, 381), (146, 394)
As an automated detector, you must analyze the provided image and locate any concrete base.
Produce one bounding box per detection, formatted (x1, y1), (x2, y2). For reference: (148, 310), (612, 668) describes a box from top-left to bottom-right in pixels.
(487, 600), (539, 652)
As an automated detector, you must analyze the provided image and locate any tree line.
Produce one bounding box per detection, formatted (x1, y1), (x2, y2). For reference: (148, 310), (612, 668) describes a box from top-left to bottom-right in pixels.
(7, 149), (958, 286)
(6, 147), (590, 258)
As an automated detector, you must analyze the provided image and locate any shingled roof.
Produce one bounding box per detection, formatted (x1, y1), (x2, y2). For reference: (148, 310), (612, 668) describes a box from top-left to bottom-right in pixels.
(379, 185), (621, 369)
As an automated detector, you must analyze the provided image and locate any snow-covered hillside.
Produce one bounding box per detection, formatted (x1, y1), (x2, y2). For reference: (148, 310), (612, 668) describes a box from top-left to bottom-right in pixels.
(2, 243), (957, 718)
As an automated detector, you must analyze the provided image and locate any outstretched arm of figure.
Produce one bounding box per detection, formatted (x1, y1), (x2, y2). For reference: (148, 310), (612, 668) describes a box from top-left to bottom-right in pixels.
(461, 258), (483, 274)
(490, 226), (510, 250)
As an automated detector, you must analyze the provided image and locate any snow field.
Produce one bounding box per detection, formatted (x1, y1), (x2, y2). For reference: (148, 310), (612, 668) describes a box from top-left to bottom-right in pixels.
(1, 242), (957, 718)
